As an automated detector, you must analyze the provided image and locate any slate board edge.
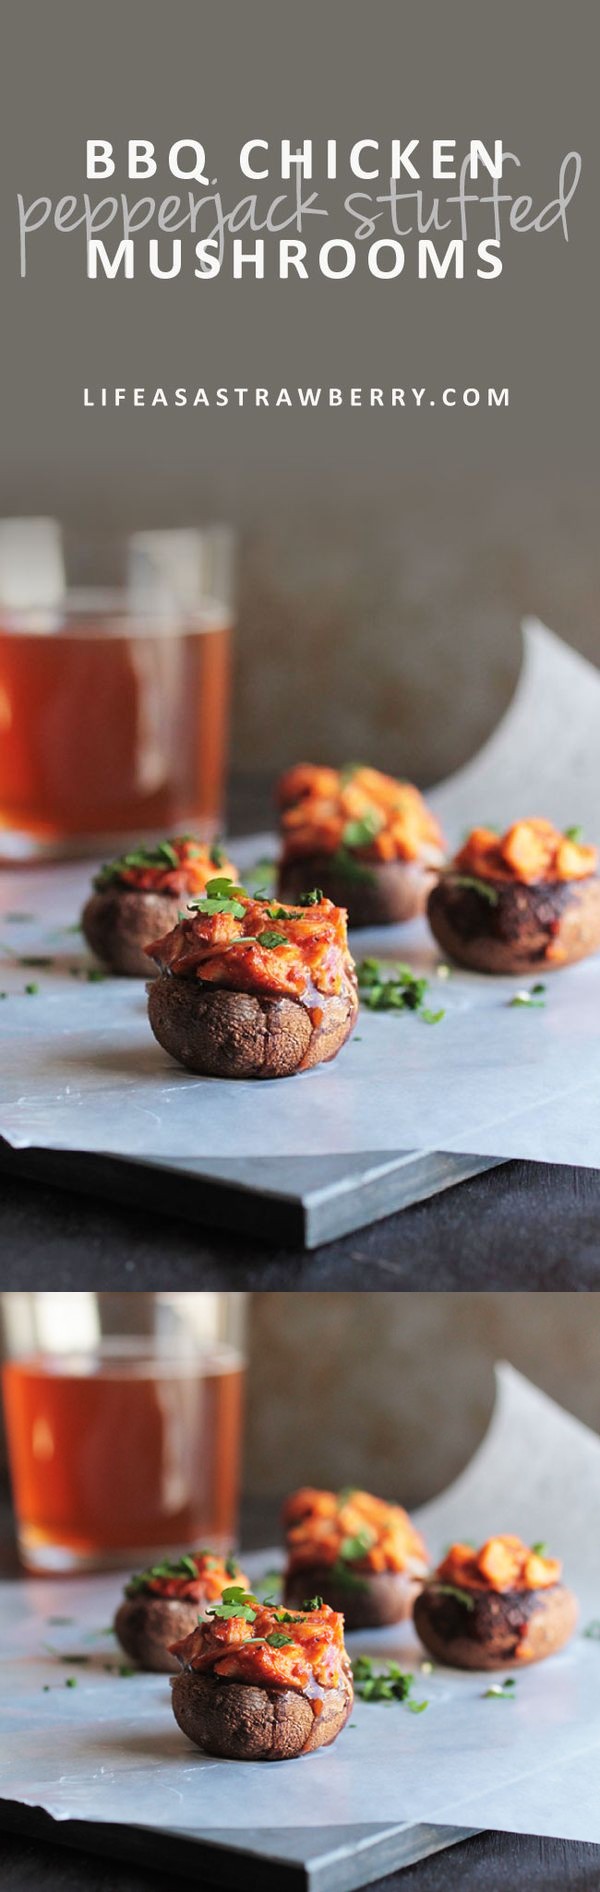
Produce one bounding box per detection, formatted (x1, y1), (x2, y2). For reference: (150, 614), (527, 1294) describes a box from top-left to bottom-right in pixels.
(0, 1802), (479, 1890)
(0, 1140), (503, 1248)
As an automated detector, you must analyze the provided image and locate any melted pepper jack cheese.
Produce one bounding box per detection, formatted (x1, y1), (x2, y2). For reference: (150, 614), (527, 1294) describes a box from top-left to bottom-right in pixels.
(148, 892), (357, 1004)
(435, 1535), (562, 1593)
(278, 764), (445, 866)
(284, 1487), (428, 1575)
(171, 1601), (348, 1696)
(452, 821), (597, 886)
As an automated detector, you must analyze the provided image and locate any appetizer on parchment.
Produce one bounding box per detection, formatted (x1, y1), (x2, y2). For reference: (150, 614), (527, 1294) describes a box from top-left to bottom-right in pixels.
(413, 1534), (578, 1669)
(282, 1487), (428, 1630)
(82, 838), (238, 976)
(114, 1549), (249, 1673)
(427, 820), (600, 973)
(170, 1590), (354, 1761)
(277, 764), (445, 928)
(146, 880), (358, 1078)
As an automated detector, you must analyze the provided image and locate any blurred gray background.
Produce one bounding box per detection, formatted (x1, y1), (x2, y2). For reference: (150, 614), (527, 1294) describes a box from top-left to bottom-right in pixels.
(1, 0), (599, 789)
(245, 1292), (600, 1508)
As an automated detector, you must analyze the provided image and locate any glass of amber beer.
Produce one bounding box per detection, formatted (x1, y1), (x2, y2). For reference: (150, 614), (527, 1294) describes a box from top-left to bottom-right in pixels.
(1, 1292), (246, 1573)
(0, 524), (234, 861)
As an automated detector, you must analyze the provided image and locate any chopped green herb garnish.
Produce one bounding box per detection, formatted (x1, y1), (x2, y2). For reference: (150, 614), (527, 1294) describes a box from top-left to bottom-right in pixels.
(342, 813), (384, 851)
(330, 846), (375, 883)
(188, 876), (247, 920)
(118, 1664), (135, 1677)
(18, 955), (53, 968)
(24, 982), (39, 995)
(337, 1487), (358, 1507)
(339, 1530), (376, 1563)
(210, 843), (227, 867)
(301, 1596), (324, 1612)
(353, 1656), (416, 1704)
(225, 1556), (241, 1578)
(564, 825), (583, 843)
(208, 1586), (259, 1623)
(484, 1678), (516, 1699)
(357, 957), (443, 1022)
(94, 841), (187, 888)
(449, 874), (499, 906)
(531, 1541), (548, 1556)
(430, 1583), (476, 1611)
(583, 1621), (600, 1640)
(509, 986), (546, 1009)
(407, 1699), (429, 1714)
(298, 888), (324, 906)
(256, 929), (288, 949)
(64, 1676), (78, 1688)
(125, 1553), (208, 1596)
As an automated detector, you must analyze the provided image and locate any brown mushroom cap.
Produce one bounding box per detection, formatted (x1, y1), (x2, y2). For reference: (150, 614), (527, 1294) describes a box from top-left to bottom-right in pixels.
(114, 1595), (204, 1673)
(278, 855), (435, 930)
(82, 888), (184, 977)
(148, 972), (358, 1079)
(283, 1566), (422, 1630)
(171, 1666), (353, 1760)
(427, 874), (600, 975)
(413, 1581), (578, 1670)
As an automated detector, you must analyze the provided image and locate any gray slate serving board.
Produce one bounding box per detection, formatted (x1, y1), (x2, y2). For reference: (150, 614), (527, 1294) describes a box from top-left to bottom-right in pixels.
(0, 1806), (477, 1890)
(0, 1142), (500, 1247)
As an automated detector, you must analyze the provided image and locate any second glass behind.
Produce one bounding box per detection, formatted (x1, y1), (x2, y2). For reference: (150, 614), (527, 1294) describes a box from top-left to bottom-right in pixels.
(1, 1291), (246, 1575)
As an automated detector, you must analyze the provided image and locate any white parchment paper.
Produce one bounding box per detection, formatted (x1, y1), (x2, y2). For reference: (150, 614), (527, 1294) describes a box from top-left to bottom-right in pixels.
(1, 1366), (600, 1841)
(1, 621), (599, 1165)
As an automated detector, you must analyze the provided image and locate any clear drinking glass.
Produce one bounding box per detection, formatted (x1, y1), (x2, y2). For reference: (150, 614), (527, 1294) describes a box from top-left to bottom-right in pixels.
(0, 1291), (246, 1574)
(0, 523), (234, 862)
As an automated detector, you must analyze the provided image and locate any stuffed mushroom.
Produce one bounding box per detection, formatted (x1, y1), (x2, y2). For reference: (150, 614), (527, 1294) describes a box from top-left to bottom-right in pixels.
(427, 819), (600, 974)
(413, 1534), (578, 1671)
(114, 1550), (249, 1673)
(282, 1487), (429, 1630)
(146, 880), (358, 1079)
(170, 1588), (354, 1761)
(276, 764), (445, 929)
(81, 838), (238, 977)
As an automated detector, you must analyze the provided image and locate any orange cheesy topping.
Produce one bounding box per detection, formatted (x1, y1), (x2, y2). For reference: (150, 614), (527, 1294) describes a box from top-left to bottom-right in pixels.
(452, 821), (597, 886)
(283, 1487), (428, 1576)
(278, 765), (445, 867)
(94, 838), (238, 898)
(125, 1551), (248, 1602)
(147, 890), (356, 1003)
(170, 1599), (348, 1695)
(435, 1535), (562, 1594)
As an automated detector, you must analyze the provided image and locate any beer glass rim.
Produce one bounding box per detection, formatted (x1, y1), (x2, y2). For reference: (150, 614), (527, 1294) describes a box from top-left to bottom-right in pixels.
(0, 589), (232, 633)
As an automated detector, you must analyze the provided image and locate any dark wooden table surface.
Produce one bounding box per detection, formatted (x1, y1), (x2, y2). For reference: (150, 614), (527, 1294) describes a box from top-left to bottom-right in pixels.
(2, 1156), (600, 1287)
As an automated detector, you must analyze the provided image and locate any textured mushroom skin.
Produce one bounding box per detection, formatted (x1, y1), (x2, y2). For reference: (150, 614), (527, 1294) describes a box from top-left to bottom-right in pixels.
(82, 888), (183, 977)
(114, 1596), (204, 1673)
(283, 1566), (422, 1630)
(427, 875), (600, 974)
(278, 855), (435, 929)
(171, 1665), (354, 1760)
(413, 1582), (578, 1670)
(148, 973), (358, 1079)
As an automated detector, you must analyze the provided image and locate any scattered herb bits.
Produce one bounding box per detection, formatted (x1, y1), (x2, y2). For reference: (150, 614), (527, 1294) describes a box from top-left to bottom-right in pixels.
(509, 984), (546, 1009)
(484, 1678), (516, 1700)
(356, 958), (444, 1023)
